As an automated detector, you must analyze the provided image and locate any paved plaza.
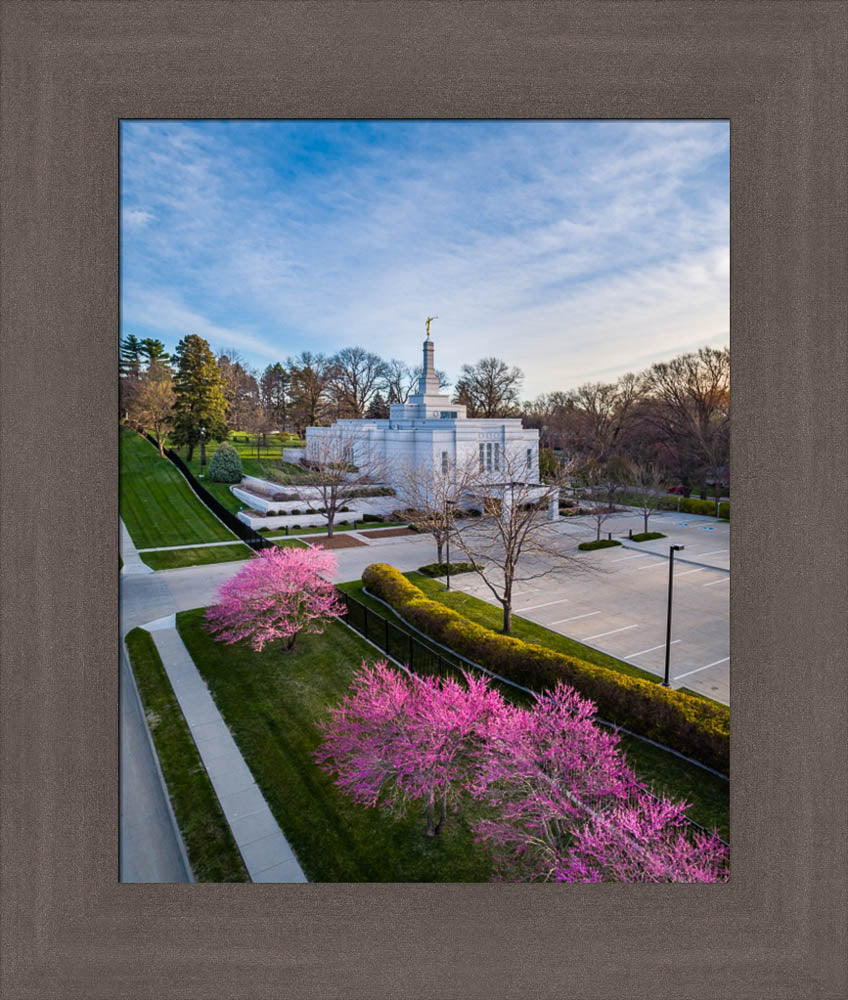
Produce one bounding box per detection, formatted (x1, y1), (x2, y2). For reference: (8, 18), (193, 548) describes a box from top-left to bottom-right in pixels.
(447, 508), (730, 704)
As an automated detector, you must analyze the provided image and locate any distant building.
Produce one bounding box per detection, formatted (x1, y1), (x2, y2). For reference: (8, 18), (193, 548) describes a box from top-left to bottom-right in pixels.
(306, 335), (556, 515)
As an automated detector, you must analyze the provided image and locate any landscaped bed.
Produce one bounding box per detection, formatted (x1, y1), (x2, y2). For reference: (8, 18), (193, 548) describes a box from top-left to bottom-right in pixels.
(306, 534), (366, 549)
(359, 527), (417, 538)
(176, 610), (493, 881)
(124, 627), (249, 882)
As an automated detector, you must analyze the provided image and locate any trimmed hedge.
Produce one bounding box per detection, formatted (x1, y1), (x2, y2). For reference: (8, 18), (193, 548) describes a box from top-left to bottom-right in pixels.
(659, 496), (730, 519)
(362, 564), (729, 773)
(578, 538), (622, 551)
(418, 561), (478, 578)
(631, 531), (667, 542)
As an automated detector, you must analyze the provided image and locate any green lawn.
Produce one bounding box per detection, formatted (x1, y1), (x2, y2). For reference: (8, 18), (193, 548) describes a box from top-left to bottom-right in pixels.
(337, 579), (729, 840)
(124, 628), (249, 882)
(141, 543), (255, 571)
(120, 428), (236, 548)
(176, 609), (494, 882)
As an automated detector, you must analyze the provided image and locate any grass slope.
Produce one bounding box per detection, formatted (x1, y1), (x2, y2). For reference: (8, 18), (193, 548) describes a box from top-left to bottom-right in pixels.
(338, 578), (729, 839)
(176, 609), (493, 882)
(125, 628), (249, 882)
(120, 428), (235, 548)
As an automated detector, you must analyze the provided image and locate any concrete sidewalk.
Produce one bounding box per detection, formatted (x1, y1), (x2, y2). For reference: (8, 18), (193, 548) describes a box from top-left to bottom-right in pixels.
(120, 517), (154, 574)
(142, 616), (307, 883)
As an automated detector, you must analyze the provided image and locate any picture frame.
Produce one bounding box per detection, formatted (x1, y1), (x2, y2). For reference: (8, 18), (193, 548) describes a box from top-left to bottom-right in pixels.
(1, 2), (845, 997)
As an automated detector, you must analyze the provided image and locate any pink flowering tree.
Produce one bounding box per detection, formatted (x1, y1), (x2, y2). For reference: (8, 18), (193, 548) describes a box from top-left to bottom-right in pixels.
(205, 545), (345, 652)
(470, 683), (639, 881)
(315, 661), (504, 836)
(556, 795), (729, 883)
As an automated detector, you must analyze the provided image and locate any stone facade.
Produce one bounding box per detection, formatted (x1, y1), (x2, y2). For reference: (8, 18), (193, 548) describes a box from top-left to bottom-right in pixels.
(306, 337), (542, 495)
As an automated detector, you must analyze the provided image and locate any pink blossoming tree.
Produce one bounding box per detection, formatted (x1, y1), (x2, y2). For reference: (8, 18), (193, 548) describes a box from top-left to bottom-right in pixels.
(315, 661), (503, 835)
(470, 683), (639, 881)
(556, 794), (729, 883)
(205, 545), (345, 652)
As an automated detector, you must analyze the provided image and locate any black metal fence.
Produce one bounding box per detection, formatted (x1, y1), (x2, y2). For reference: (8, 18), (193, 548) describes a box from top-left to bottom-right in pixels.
(143, 434), (274, 552)
(339, 591), (467, 683)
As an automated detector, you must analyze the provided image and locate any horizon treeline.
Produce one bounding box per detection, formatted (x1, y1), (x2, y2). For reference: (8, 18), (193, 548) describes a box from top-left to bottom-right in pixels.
(120, 332), (729, 495)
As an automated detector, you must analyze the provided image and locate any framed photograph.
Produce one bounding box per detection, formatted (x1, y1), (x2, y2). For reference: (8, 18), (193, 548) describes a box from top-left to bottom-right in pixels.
(1, 2), (845, 998)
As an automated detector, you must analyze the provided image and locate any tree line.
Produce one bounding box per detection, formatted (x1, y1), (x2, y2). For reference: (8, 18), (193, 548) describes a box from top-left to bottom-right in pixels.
(120, 331), (729, 498)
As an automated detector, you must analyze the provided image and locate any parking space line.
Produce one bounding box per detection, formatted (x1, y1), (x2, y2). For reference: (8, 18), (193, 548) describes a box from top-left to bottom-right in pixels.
(609, 553), (651, 563)
(551, 611), (601, 625)
(514, 598), (570, 612)
(634, 561), (669, 571)
(703, 577), (729, 587)
(698, 549), (727, 557)
(675, 567), (706, 577)
(584, 624), (639, 641)
(625, 640), (681, 658)
(674, 656), (730, 680)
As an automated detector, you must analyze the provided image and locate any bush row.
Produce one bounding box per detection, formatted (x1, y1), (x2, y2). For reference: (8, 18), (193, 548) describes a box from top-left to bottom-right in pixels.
(578, 539), (622, 551)
(417, 562), (478, 578)
(631, 531), (666, 542)
(657, 496), (730, 519)
(362, 564), (729, 773)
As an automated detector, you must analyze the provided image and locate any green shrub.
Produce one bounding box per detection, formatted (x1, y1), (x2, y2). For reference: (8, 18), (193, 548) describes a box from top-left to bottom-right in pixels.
(578, 539), (622, 551)
(417, 562), (478, 578)
(362, 564), (729, 773)
(719, 501), (730, 519)
(631, 531), (667, 542)
(362, 513), (383, 523)
(207, 442), (243, 483)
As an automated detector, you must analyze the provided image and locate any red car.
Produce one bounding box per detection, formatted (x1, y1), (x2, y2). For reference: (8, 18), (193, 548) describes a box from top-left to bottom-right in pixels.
(666, 484), (686, 495)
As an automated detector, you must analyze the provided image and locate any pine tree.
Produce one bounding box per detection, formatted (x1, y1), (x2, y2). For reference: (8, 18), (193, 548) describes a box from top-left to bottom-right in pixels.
(140, 338), (170, 367)
(170, 334), (229, 461)
(119, 333), (143, 379)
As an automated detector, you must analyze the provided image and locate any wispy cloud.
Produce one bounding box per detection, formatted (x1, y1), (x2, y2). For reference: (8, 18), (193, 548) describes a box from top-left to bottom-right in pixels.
(121, 120), (728, 395)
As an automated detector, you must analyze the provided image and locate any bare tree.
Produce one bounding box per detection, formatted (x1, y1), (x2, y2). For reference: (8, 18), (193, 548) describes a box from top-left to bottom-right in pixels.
(631, 462), (665, 534)
(641, 346), (729, 513)
(329, 346), (388, 418)
(393, 455), (478, 565)
(450, 452), (575, 634)
(286, 352), (335, 435)
(453, 357), (524, 417)
(279, 428), (386, 537)
(576, 458), (624, 542)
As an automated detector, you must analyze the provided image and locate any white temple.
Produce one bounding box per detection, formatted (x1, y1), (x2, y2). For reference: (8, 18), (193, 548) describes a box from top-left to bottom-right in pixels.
(306, 332), (552, 512)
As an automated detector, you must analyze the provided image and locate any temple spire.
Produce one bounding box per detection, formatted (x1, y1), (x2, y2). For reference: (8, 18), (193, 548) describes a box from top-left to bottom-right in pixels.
(419, 323), (442, 395)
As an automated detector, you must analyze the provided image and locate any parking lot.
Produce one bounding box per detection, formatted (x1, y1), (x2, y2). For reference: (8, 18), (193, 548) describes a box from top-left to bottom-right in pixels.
(449, 508), (730, 705)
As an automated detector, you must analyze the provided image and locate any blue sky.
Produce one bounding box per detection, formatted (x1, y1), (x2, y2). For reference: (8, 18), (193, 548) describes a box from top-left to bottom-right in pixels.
(121, 120), (728, 398)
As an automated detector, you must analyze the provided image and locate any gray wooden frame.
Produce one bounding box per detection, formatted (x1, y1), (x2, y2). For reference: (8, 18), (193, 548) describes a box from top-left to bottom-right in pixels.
(1, 2), (845, 997)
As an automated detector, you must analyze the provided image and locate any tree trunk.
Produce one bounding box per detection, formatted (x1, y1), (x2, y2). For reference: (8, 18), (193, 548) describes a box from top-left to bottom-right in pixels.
(186, 443), (195, 462)
(434, 791), (448, 835)
(643, 512), (649, 533)
(436, 538), (444, 564)
(425, 800), (436, 836)
(502, 602), (512, 635)
(286, 633), (297, 651)
(327, 512), (335, 538)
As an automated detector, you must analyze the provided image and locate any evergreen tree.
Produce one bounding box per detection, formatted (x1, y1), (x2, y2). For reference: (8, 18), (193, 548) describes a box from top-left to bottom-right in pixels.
(140, 337), (170, 367)
(366, 391), (389, 418)
(170, 334), (229, 461)
(119, 333), (143, 379)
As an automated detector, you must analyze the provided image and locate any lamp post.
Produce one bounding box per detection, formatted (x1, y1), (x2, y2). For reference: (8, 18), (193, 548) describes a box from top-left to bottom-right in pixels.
(663, 544), (685, 686)
(199, 425), (206, 477)
(444, 497), (455, 591)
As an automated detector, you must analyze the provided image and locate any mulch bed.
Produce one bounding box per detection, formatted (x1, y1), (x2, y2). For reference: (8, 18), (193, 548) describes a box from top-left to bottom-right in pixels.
(306, 534), (367, 549)
(359, 527), (418, 539)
